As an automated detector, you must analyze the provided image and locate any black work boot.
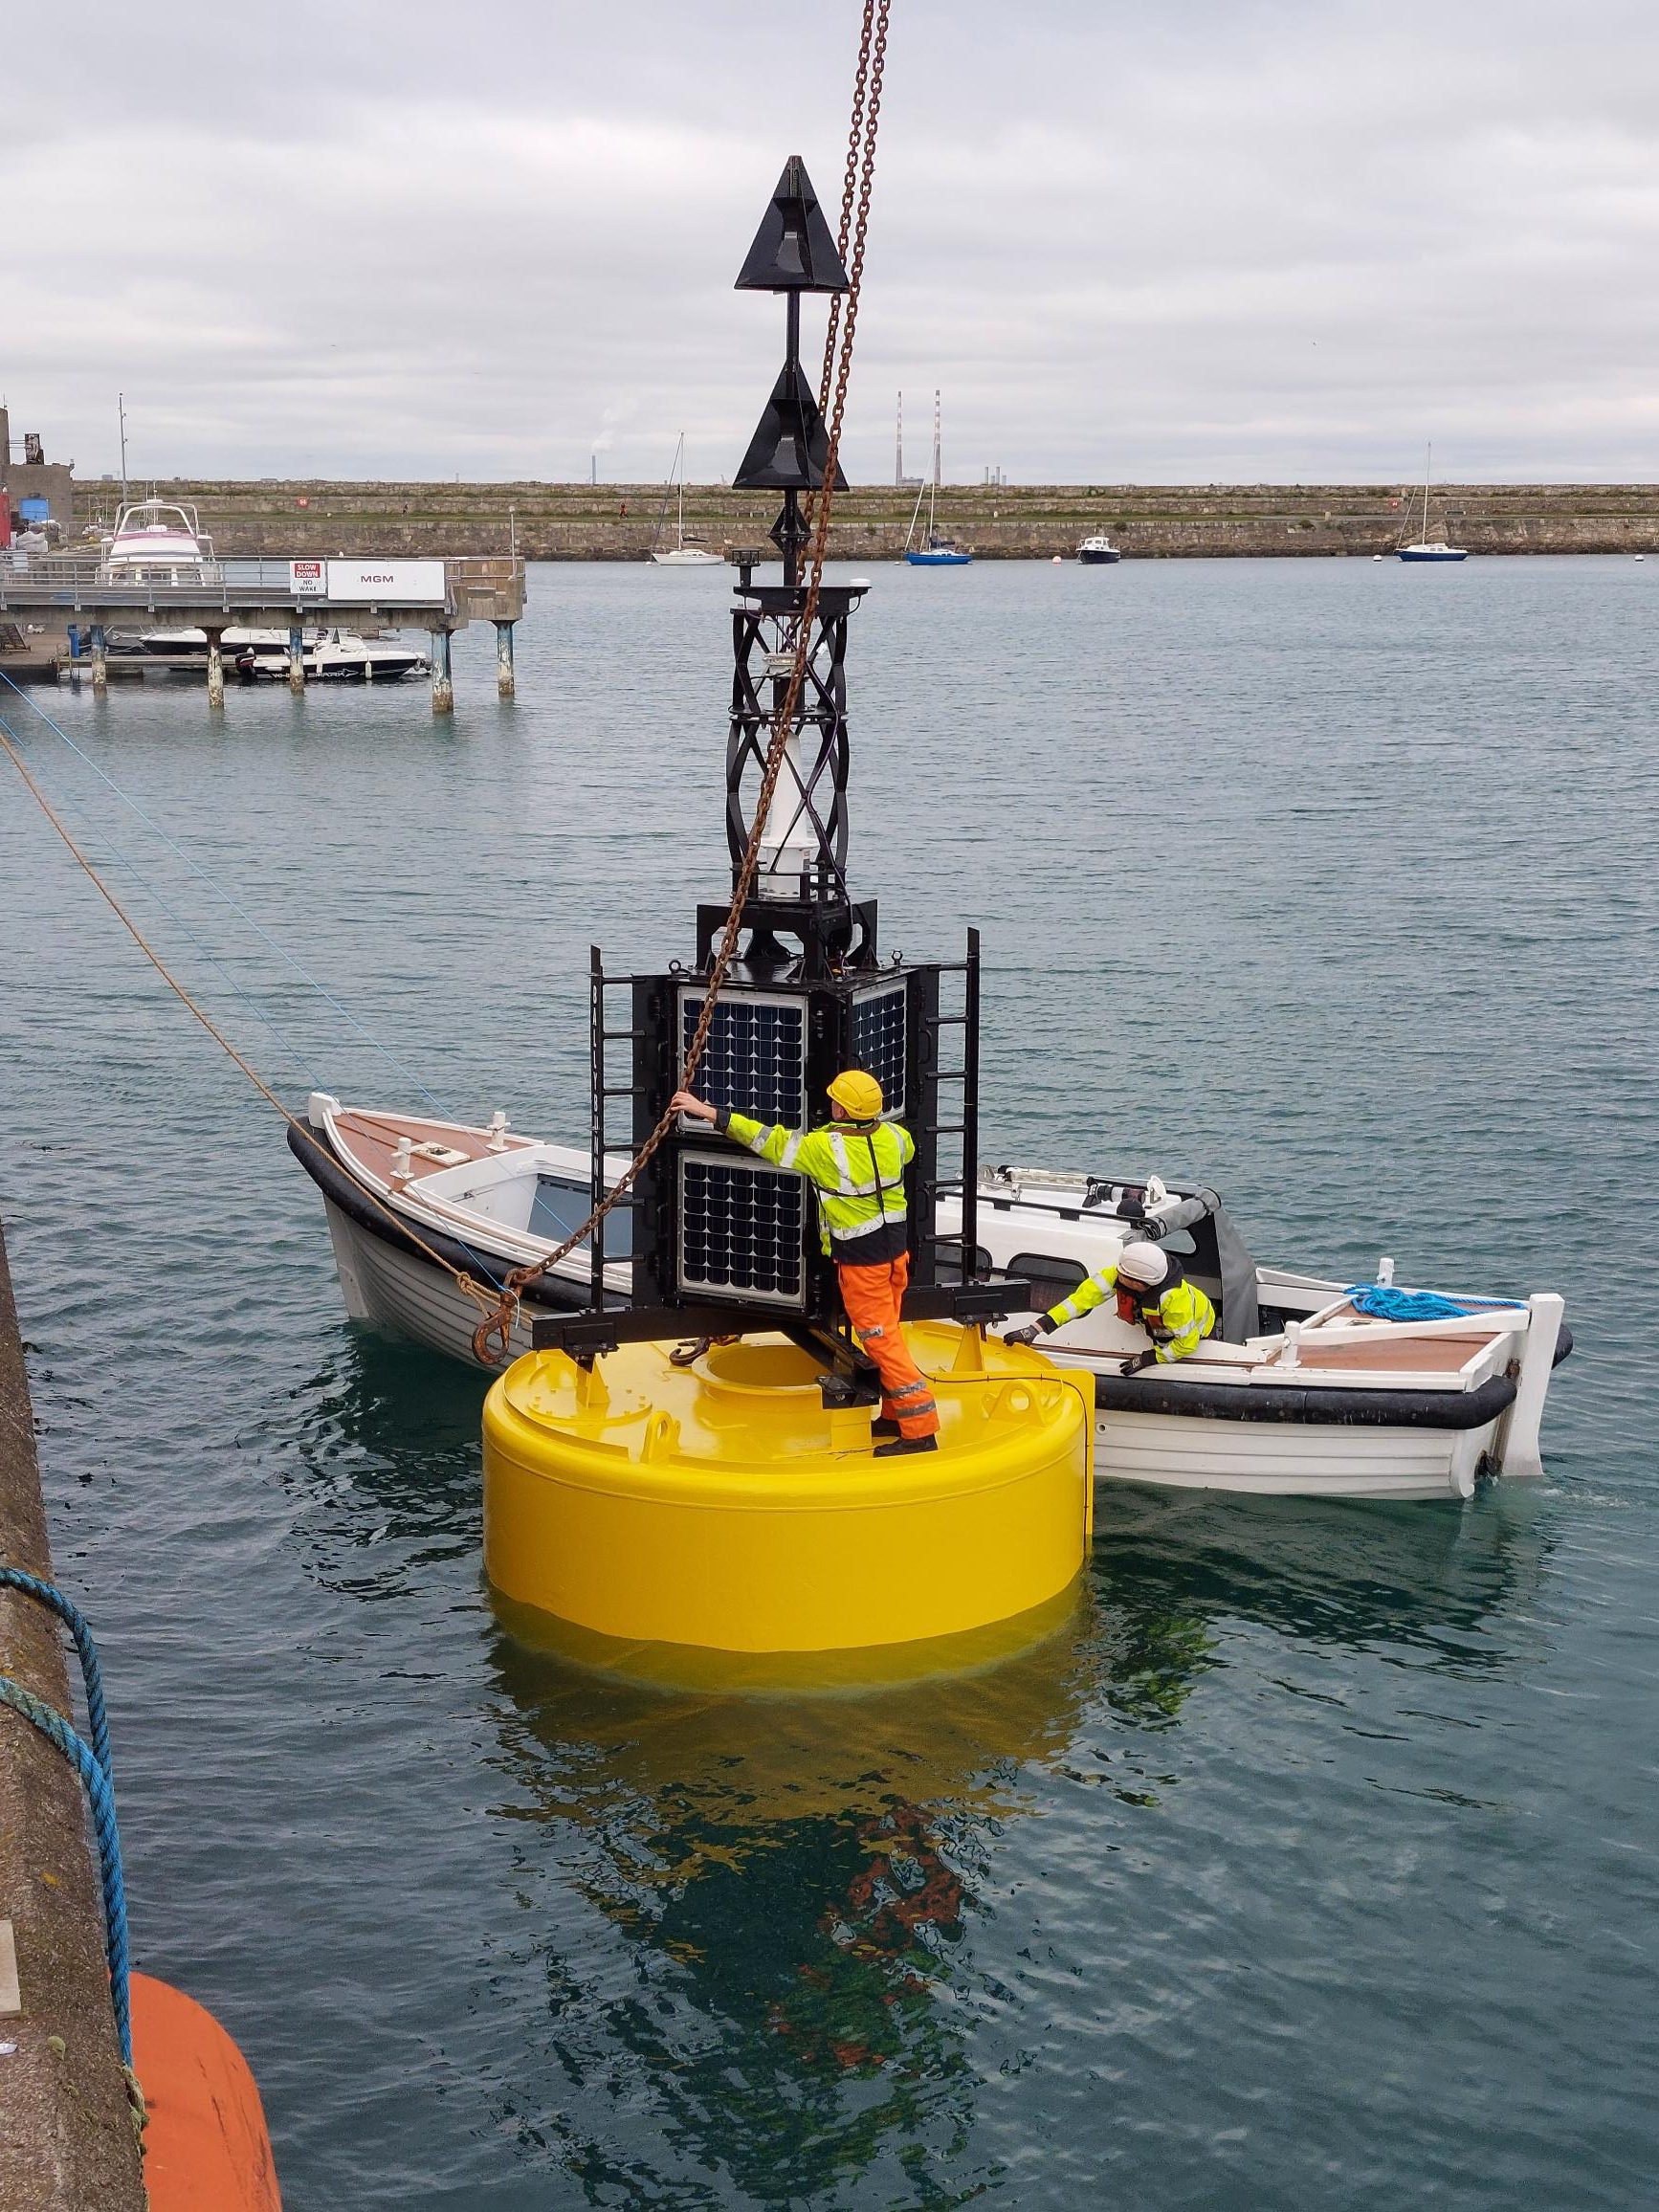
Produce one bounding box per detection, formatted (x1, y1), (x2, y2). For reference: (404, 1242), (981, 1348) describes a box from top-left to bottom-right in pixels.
(873, 1434), (939, 1458)
(872, 1417), (901, 1439)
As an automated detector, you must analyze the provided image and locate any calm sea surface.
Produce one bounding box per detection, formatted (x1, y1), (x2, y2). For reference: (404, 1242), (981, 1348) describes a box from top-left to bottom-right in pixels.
(1, 556), (1654, 2208)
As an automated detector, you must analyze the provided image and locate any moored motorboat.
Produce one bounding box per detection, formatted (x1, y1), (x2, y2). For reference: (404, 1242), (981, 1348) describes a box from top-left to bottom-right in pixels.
(291, 1095), (1568, 1502)
(100, 498), (217, 586)
(308, 629), (430, 680)
(1076, 532), (1121, 564)
(137, 626), (429, 680)
(142, 626), (299, 663)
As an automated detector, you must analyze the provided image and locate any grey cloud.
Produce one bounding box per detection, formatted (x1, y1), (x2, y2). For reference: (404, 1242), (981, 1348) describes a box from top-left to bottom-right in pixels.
(7, 0), (1659, 483)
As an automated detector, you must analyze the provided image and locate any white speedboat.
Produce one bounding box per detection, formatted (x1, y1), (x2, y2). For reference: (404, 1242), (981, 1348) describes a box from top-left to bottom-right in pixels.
(1077, 533), (1121, 564)
(141, 626), (299, 662)
(289, 1095), (1569, 1502)
(309, 630), (430, 681)
(100, 499), (217, 586)
(136, 627), (428, 680)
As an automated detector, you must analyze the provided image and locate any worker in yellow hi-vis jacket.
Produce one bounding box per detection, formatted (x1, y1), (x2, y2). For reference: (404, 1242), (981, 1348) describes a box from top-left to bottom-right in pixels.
(670, 1070), (940, 1457)
(1003, 1240), (1215, 1374)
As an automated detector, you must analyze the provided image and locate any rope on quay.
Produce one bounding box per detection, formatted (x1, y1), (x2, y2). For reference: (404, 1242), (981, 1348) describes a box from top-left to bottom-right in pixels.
(0, 717), (514, 1340)
(0, 705), (327, 1093)
(0, 663), (453, 1116)
(0, 1572), (131, 2067)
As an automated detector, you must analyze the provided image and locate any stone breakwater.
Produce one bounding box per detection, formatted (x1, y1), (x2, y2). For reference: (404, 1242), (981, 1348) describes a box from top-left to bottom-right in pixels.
(73, 478), (1659, 561)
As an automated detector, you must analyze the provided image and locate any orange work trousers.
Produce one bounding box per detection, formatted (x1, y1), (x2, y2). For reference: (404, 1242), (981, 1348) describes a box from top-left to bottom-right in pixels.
(836, 1252), (940, 1439)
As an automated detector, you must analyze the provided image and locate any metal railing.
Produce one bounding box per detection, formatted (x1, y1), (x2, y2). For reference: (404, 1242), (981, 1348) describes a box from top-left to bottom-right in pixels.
(0, 547), (525, 618)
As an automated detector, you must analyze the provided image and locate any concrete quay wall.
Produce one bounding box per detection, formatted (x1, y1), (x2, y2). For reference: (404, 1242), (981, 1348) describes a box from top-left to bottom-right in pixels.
(0, 1225), (144, 2209)
(72, 477), (1659, 562)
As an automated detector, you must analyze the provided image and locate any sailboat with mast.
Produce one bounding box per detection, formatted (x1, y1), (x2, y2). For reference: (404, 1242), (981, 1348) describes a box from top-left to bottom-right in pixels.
(650, 433), (725, 566)
(1396, 445), (1468, 563)
(904, 390), (972, 565)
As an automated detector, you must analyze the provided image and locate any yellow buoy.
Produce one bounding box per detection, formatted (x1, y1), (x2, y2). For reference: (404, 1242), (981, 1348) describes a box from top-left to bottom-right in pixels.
(482, 1321), (1093, 1657)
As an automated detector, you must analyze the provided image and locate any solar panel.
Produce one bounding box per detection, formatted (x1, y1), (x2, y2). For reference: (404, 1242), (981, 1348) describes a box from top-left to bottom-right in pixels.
(850, 982), (908, 1117)
(677, 1152), (807, 1307)
(678, 987), (807, 1128)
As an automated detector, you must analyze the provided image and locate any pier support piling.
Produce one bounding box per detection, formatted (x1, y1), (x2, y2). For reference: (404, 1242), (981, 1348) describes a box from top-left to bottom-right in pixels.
(495, 619), (516, 700)
(431, 627), (454, 715)
(89, 623), (107, 697)
(287, 625), (305, 694)
(205, 627), (226, 711)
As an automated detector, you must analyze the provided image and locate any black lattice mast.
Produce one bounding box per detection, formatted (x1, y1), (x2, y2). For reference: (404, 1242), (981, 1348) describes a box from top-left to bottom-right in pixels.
(720, 158), (867, 974)
(531, 154), (1004, 1367)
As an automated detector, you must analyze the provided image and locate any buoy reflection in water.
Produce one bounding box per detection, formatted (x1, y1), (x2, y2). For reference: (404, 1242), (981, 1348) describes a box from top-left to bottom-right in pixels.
(481, 1595), (1094, 2198)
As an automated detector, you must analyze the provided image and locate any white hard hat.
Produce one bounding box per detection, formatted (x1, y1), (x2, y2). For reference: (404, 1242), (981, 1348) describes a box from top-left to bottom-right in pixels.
(1117, 1242), (1169, 1287)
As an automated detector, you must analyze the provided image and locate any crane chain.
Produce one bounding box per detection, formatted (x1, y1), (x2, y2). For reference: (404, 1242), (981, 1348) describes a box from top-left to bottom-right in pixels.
(819, 0), (879, 421)
(471, 4), (891, 1365)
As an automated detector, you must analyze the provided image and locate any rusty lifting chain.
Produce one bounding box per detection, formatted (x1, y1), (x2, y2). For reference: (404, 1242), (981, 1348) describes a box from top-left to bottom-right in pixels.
(468, 2), (892, 1365)
(0, 10), (894, 1377)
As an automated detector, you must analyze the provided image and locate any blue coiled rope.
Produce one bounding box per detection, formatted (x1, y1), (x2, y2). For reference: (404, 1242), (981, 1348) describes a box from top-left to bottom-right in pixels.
(0, 1569), (131, 2065)
(1344, 1284), (1526, 1323)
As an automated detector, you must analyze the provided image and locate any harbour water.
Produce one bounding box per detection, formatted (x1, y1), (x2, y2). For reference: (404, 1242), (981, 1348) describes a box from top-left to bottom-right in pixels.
(1, 556), (1653, 2208)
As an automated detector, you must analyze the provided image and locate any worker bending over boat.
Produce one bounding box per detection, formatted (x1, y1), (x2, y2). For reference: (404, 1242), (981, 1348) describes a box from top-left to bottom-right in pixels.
(1004, 1241), (1215, 1373)
(669, 1071), (940, 1458)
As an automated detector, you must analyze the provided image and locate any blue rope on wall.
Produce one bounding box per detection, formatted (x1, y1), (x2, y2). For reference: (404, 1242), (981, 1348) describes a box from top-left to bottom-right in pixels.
(0, 1566), (112, 1778)
(0, 1570), (131, 2066)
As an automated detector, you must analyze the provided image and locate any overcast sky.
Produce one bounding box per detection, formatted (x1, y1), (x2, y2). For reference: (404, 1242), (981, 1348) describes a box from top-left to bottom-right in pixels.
(8, 0), (1659, 484)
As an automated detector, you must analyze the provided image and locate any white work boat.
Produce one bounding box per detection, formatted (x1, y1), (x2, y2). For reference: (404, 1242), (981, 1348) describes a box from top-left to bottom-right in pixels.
(290, 1095), (1569, 1502)
(1076, 532), (1121, 564)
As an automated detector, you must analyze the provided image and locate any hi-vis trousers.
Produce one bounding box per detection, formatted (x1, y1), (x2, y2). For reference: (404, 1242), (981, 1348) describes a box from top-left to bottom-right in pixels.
(836, 1253), (940, 1440)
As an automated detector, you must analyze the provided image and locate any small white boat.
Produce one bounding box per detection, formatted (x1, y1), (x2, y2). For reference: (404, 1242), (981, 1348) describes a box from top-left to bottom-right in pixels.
(291, 1096), (1569, 1502)
(100, 498), (217, 586)
(141, 626), (300, 662)
(651, 434), (725, 566)
(1396, 446), (1468, 563)
(136, 627), (428, 680)
(1076, 532), (1121, 565)
(308, 630), (430, 681)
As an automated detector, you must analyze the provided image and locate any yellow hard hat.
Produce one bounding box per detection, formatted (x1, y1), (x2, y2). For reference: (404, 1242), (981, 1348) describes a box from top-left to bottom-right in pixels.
(827, 1069), (884, 1119)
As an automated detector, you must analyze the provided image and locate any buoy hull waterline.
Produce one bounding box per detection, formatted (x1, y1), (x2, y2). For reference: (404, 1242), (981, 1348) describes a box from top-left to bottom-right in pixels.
(482, 1323), (1093, 1655)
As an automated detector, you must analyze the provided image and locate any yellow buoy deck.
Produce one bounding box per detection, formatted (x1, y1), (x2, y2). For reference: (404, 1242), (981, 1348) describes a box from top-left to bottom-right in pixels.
(483, 1321), (1093, 1657)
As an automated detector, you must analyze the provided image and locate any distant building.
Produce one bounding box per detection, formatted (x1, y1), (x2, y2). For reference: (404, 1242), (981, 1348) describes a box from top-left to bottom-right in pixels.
(0, 408), (76, 538)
